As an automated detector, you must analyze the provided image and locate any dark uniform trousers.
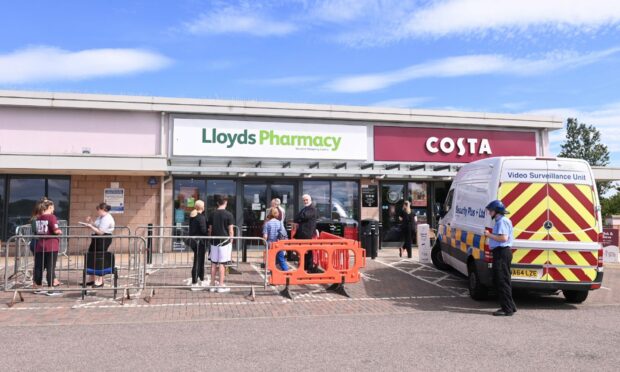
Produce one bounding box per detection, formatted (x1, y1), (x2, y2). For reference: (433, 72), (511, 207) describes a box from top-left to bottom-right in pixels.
(492, 246), (517, 313)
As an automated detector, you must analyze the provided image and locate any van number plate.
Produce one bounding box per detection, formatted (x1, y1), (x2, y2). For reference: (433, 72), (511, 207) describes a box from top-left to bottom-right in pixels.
(511, 268), (539, 279)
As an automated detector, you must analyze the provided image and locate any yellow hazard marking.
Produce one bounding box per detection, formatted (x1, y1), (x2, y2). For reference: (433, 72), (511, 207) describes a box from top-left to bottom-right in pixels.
(498, 182), (520, 199)
(575, 184), (594, 203)
(548, 199), (592, 242)
(550, 183), (596, 227)
(512, 248), (547, 265)
(513, 195), (548, 233)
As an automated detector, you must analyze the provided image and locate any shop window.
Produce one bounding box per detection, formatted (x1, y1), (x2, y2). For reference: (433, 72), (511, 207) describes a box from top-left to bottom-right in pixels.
(302, 181), (330, 220)
(4, 177), (70, 240)
(408, 182), (428, 224)
(173, 179), (206, 225)
(302, 180), (360, 224)
(331, 181), (359, 222)
(0, 177), (5, 239)
(207, 180), (236, 217)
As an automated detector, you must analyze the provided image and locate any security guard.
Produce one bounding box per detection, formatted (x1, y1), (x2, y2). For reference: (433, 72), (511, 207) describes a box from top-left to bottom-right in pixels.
(484, 200), (517, 316)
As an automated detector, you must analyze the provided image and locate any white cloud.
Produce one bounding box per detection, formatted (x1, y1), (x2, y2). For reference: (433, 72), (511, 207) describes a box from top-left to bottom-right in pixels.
(526, 102), (620, 165)
(185, 6), (296, 36)
(403, 0), (620, 38)
(371, 96), (432, 108)
(326, 47), (620, 93)
(0, 46), (171, 84)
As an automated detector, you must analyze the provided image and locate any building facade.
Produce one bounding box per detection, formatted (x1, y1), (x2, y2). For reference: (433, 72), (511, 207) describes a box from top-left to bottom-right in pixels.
(0, 90), (562, 244)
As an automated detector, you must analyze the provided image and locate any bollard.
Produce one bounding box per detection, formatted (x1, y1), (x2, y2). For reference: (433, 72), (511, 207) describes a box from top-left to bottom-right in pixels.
(147, 223), (153, 265)
(241, 225), (248, 263)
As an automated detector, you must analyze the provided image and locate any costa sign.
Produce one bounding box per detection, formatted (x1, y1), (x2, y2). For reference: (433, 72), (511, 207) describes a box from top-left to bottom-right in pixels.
(425, 137), (492, 156)
(374, 126), (537, 163)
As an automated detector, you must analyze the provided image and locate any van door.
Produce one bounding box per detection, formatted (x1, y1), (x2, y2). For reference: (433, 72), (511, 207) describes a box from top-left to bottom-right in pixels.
(499, 159), (600, 284)
(498, 159), (550, 281)
(544, 160), (599, 283)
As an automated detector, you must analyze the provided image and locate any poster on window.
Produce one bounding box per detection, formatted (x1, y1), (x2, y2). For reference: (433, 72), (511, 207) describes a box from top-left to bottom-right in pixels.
(179, 187), (199, 211)
(409, 182), (427, 207)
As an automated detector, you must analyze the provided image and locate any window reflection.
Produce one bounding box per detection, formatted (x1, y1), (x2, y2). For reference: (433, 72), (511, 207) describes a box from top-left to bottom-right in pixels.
(302, 181), (330, 220)
(4, 177), (70, 240)
(173, 179), (206, 225)
(207, 180), (236, 217)
(331, 181), (359, 222)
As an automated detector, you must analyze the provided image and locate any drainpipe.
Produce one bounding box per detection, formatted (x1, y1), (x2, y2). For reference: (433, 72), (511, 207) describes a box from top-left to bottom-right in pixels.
(159, 175), (173, 254)
(159, 111), (171, 253)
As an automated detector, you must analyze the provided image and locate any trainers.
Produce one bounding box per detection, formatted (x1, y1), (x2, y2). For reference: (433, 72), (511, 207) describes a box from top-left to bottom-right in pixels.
(45, 290), (63, 297)
(190, 283), (203, 291)
(217, 287), (230, 293)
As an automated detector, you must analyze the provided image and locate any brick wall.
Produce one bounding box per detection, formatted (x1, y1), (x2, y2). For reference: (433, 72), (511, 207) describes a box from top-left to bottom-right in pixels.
(70, 175), (172, 235)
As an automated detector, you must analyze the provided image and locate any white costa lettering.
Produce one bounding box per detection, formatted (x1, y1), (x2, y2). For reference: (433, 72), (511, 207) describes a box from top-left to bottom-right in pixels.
(425, 137), (493, 156)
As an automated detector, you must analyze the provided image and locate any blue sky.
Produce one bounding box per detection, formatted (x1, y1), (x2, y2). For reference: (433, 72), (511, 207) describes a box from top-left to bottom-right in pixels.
(1, 0), (620, 165)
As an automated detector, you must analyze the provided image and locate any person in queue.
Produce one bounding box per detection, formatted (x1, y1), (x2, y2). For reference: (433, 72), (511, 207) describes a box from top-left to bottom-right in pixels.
(399, 200), (414, 259)
(208, 195), (234, 293)
(294, 194), (318, 272)
(270, 198), (285, 221)
(84, 203), (115, 288)
(263, 207), (289, 271)
(33, 199), (63, 296)
(189, 200), (208, 291)
(29, 197), (49, 254)
(484, 200), (517, 316)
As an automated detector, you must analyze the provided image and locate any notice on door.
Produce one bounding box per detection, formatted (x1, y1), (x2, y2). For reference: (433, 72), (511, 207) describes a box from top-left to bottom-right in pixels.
(362, 185), (378, 208)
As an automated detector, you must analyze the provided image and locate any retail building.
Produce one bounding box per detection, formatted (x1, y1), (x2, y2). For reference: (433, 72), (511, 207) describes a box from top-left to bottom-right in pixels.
(0, 90), (563, 245)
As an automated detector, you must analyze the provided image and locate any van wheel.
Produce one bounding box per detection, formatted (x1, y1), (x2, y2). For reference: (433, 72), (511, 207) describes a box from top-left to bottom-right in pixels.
(468, 263), (488, 301)
(431, 244), (450, 271)
(563, 290), (589, 304)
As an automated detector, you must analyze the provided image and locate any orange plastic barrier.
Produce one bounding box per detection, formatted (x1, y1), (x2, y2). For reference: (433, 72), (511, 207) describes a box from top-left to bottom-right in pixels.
(268, 231), (365, 299)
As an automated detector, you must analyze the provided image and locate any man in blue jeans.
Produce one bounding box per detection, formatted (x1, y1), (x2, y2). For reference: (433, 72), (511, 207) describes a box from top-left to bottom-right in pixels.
(484, 200), (517, 317)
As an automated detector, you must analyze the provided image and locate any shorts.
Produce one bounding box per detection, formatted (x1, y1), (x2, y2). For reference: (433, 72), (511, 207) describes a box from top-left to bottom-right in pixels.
(210, 243), (232, 264)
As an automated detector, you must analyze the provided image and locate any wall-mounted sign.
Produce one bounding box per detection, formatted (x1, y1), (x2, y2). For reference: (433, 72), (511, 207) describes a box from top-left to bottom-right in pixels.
(361, 185), (378, 208)
(173, 118), (368, 160)
(104, 188), (124, 214)
(374, 126), (537, 163)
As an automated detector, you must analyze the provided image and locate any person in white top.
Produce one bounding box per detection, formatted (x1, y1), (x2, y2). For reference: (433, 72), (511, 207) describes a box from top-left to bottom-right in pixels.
(84, 203), (116, 287)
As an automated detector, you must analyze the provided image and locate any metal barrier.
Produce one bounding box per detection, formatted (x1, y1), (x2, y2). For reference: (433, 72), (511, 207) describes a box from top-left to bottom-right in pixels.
(3, 234), (146, 307)
(142, 235), (268, 302)
(136, 225), (243, 272)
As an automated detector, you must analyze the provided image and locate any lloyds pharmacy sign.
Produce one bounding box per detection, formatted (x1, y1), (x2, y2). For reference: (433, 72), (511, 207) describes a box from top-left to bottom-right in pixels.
(172, 118), (368, 160)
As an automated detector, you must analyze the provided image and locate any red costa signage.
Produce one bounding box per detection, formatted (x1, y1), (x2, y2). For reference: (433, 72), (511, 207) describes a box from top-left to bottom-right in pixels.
(374, 126), (537, 163)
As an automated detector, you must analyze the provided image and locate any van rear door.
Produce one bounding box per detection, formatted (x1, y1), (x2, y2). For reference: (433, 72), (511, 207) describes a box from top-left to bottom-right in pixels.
(544, 160), (599, 283)
(498, 159), (550, 281)
(499, 159), (600, 284)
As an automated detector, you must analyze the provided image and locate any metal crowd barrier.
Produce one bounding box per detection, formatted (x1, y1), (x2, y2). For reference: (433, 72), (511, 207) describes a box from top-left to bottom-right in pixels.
(3, 234), (146, 306)
(142, 235), (268, 302)
(10, 224), (133, 282)
(135, 225), (243, 272)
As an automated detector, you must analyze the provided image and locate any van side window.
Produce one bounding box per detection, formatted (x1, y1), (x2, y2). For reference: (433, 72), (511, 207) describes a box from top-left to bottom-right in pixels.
(444, 189), (454, 213)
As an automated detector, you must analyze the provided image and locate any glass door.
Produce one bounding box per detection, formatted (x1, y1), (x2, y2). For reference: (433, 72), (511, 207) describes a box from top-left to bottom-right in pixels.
(381, 183), (405, 244)
(270, 183), (295, 228)
(241, 183), (267, 238)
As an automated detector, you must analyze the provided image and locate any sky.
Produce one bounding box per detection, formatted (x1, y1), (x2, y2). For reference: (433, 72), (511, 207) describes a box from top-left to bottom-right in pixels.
(1, 0), (620, 165)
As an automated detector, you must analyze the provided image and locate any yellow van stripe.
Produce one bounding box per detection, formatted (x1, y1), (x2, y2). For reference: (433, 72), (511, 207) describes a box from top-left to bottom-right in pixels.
(551, 184), (596, 226)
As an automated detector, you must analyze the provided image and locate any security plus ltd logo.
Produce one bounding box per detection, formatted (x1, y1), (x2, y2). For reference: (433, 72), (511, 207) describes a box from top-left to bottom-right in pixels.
(202, 128), (342, 151)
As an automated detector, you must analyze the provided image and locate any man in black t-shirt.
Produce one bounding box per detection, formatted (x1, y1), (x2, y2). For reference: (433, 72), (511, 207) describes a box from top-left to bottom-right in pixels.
(208, 196), (234, 293)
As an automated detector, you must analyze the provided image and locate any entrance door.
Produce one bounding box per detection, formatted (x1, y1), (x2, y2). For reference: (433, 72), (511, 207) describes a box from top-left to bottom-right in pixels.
(240, 182), (296, 238)
(381, 183), (405, 245)
(270, 183), (295, 234)
(241, 184), (267, 238)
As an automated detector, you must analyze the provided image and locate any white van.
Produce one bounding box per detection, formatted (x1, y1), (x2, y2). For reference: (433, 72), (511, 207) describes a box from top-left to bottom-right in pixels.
(432, 156), (604, 303)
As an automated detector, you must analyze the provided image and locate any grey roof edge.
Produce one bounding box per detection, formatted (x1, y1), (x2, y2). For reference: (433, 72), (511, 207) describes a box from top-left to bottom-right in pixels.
(0, 89), (563, 129)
